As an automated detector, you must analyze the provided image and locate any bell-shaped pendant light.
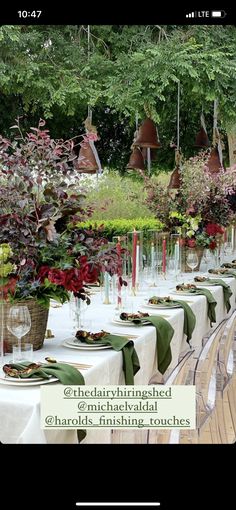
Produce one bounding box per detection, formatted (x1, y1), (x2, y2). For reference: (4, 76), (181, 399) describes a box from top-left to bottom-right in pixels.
(76, 142), (99, 174)
(194, 113), (210, 148)
(134, 118), (161, 149)
(206, 146), (224, 174)
(168, 149), (182, 190)
(168, 165), (181, 189)
(194, 126), (210, 148)
(126, 147), (145, 171)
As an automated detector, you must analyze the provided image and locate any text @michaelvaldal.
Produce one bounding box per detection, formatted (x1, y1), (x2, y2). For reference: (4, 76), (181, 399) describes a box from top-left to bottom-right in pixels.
(40, 385), (196, 429)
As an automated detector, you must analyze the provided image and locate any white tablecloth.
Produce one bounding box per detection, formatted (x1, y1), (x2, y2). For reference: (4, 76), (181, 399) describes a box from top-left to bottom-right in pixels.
(1, 274), (235, 444)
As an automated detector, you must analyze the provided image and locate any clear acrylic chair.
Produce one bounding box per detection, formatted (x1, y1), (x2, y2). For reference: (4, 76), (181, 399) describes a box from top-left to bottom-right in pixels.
(180, 320), (226, 444)
(147, 350), (195, 444)
(216, 310), (236, 443)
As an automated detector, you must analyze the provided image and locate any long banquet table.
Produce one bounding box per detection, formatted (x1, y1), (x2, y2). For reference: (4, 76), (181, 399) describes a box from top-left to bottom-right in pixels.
(1, 273), (236, 444)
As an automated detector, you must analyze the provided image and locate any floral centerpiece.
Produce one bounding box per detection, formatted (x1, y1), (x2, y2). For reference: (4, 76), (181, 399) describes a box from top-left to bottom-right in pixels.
(0, 120), (120, 350)
(145, 150), (236, 267)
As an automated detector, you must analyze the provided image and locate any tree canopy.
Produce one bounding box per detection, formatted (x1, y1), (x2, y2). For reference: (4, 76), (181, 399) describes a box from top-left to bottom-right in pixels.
(0, 24), (236, 170)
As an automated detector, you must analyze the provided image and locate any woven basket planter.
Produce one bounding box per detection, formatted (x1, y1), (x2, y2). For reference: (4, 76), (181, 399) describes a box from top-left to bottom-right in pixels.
(1, 299), (49, 353)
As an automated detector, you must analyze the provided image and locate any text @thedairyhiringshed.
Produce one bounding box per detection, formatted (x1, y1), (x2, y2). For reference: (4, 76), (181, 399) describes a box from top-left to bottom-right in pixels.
(40, 385), (196, 429)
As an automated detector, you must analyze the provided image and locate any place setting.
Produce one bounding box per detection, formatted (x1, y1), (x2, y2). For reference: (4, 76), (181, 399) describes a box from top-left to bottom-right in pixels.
(0, 304), (86, 386)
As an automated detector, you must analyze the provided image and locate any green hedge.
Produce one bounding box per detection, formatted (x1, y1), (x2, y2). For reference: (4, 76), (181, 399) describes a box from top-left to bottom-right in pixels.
(78, 218), (163, 241)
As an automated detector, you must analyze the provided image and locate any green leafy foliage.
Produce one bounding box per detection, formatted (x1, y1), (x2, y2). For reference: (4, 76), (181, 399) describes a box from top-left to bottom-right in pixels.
(79, 218), (163, 241)
(0, 25), (236, 170)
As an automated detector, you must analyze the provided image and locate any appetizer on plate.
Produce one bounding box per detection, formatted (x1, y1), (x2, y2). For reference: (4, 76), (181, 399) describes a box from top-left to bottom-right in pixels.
(120, 311), (149, 321)
(75, 330), (109, 343)
(176, 283), (196, 291)
(209, 268), (232, 275)
(194, 276), (208, 282)
(148, 296), (172, 304)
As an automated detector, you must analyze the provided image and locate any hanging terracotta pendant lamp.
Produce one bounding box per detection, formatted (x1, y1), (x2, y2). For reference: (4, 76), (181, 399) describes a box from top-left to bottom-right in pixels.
(76, 114), (102, 175)
(194, 126), (210, 148)
(134, 118), (161, 149)
(75, 26), (102, 176)
(194, 113), (210, 148)
(168, 165), (181, 189)
(206, 146), (224, 174)
(126, 147), (145, 171)
(168, 150), (182, 190)
(206, 100), (224, 174)
(76, 141), (99, 174)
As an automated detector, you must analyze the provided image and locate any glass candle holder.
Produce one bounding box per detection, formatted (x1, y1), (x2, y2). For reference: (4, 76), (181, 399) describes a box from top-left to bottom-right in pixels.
(146, 230), (160, 286)
(127, 230), (143, 295)
(156, 232), (170, 279)
(169, 233), (181, 279)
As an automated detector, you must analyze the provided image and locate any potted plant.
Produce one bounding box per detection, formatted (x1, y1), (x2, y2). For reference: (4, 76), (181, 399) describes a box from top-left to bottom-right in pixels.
(0, 120), (120, 352)
(145, 150), (236, 271)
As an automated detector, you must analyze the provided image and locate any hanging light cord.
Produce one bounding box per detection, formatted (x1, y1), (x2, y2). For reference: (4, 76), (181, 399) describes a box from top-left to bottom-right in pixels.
(177, 80), (180, 151)
(175, 80), (181, 167)
(87, 25), (92, 122)
(86, 25), (102, 175)
(213, 98), (223, 166)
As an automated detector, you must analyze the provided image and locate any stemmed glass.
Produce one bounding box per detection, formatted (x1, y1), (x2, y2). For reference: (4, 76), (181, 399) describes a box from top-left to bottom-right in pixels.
(7, 305), (31, 357)
(186, 250), (199, 274)
(69, 294), (88, 331)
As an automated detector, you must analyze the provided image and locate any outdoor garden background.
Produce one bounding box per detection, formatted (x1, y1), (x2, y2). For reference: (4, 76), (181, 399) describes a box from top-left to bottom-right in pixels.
(0, 25), (236, 221)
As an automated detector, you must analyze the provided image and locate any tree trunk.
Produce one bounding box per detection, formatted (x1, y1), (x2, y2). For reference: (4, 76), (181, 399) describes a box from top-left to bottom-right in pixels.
(227, 126), (236, 167)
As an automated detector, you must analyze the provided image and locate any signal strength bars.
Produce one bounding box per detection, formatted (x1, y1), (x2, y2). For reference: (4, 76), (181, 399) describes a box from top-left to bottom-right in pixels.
(186, 12), (195, 18)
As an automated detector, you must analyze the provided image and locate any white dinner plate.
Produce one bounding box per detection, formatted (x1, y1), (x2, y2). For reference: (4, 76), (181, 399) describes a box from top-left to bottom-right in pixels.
(143, 302), (181, 309)
(208, 273), (233, 278)
(193, 281), (217, 286)
(63, 339), (112, 351)
(0, 373), (58, 386)
(111, 318), (149, 326)
(170, 289), (198, 296)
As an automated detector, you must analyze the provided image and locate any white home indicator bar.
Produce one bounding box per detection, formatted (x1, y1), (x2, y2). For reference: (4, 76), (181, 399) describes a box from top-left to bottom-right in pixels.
(76, 504), (161, 507)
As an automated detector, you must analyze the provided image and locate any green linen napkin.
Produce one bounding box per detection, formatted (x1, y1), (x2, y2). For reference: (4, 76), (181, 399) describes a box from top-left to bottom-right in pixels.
(148, 298), (196, 343)
(195, 278), (232, 313)
(3, 361), (86, 442)
(123, 315), (174, 375)
(209, 269), (236, 278)
(77, 333), (140, 385)
(182, 288), (217, 325)
(3, 361), (85, 384)
(170, 300), (196, 342)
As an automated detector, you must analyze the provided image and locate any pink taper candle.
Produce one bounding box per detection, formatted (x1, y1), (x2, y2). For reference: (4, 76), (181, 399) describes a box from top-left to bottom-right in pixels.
(116, 238), (122, 306)
(162, 237), (166, 274)
(132, 230), (137, 290)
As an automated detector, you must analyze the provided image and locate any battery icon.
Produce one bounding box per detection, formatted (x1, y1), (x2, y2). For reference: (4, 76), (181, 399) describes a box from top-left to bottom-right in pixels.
(211, 10), (226, 18)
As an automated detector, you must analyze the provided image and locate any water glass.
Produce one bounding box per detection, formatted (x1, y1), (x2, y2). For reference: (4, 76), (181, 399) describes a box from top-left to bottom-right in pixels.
(12, 342), (33, 363)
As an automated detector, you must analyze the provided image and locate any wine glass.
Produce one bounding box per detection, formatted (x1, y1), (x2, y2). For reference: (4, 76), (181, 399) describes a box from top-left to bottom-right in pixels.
(7, 305), (31, 356)
(186, 250), (199, 274)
